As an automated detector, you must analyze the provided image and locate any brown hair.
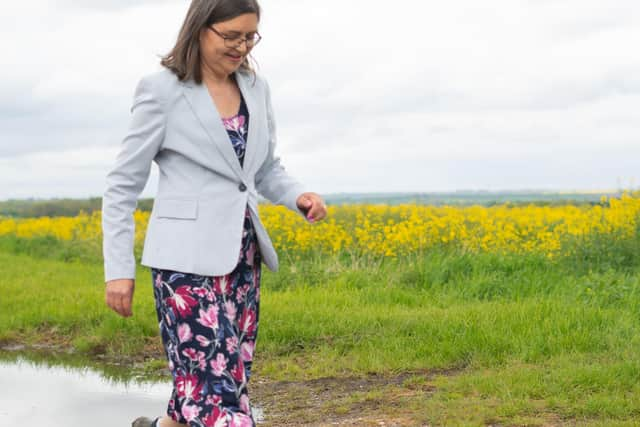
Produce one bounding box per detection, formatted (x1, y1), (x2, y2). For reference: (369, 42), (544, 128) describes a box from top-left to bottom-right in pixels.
(160, 0), (261, 84)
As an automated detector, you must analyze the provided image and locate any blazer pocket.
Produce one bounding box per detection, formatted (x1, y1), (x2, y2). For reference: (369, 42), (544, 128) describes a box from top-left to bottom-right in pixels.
(154, 198), (198, 220)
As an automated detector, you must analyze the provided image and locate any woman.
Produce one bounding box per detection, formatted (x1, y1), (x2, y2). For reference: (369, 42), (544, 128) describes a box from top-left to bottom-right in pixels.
(101, 1), (327, 426)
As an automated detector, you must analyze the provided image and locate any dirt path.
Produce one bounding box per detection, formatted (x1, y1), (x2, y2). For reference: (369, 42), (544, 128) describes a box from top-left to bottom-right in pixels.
(249, 370), (439, 426)
(0, 340), (449, 425)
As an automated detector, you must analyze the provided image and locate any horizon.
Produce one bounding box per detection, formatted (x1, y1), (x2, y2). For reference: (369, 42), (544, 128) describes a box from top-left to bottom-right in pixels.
(0, 187), (633, 203)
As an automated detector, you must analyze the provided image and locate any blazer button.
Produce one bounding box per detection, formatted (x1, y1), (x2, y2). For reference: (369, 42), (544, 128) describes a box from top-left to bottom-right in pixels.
(238, 183), (247, 192)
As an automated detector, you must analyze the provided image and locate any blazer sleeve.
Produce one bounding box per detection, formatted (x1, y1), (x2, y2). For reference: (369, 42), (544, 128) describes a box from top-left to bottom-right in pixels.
(254, 79), (308, 220)
(101, 76), (165, 283)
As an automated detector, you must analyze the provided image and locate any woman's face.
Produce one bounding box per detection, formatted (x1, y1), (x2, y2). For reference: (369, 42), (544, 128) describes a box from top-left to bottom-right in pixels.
(199, 13), (259, 79)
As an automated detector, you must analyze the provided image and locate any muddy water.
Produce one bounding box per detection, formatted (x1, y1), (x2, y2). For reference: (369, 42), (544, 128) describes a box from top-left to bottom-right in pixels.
(0, 353), (264, 426)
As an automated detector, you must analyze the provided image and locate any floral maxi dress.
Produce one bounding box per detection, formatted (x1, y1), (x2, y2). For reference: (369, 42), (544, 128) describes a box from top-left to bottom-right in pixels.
(151, 92), (261, 427)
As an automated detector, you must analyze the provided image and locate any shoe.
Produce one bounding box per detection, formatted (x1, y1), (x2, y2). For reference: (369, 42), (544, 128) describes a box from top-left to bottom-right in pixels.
(132, 416), (160, 427)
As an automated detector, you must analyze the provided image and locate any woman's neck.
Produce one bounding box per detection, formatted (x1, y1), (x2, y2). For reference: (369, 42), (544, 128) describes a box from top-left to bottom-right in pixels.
(201, 63), (233, 87)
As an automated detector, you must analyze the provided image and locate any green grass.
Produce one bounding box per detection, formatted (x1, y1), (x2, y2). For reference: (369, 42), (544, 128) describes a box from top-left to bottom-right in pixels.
(2, 241), (640, 424)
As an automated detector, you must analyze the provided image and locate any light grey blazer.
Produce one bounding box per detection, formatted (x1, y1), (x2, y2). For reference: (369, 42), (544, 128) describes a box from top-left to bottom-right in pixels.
(101, 68), (308, 283)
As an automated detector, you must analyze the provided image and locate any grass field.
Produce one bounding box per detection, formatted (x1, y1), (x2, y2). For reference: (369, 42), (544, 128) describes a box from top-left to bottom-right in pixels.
(2, 196), (640, 425)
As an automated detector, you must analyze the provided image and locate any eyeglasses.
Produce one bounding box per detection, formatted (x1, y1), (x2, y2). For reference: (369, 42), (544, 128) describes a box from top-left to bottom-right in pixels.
(208, 26), (262, 49)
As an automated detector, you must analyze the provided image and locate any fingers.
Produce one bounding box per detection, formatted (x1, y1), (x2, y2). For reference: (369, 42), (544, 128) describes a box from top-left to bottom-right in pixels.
(119, 295), (133, 317)
(297, 194), (313, 214)
(115, 294), (133, 317)
(105, 279), (135, 318)
(107, 293), (129, 317)
(305, 197), (328, 223)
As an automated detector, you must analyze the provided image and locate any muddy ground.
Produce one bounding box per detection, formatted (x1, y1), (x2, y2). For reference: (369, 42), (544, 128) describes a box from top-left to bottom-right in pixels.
(0, 340), (580, 426)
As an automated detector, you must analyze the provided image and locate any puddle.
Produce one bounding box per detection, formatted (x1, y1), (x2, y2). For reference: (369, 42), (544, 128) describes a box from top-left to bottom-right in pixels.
(0, 354), (264, 425)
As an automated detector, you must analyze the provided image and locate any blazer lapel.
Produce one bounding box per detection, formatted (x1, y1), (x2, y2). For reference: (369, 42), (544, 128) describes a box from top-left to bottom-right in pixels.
(235, 71), (259, 174)
(180, 74), (247, 181)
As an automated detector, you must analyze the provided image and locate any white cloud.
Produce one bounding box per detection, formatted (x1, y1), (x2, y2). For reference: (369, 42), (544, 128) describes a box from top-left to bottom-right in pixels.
(1, 0), (639, 199)
(0, 145), (159, 199)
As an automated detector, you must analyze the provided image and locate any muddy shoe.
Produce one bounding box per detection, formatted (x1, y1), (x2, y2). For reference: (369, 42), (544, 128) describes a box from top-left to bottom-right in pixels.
(131, 416), (160, 427)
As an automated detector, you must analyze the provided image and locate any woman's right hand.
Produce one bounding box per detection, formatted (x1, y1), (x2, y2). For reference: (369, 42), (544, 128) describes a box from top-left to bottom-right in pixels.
(105, 279), (135, 318)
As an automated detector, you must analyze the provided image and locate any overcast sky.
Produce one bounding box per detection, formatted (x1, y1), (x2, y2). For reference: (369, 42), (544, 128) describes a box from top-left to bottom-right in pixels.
(1, 0), (638, 200)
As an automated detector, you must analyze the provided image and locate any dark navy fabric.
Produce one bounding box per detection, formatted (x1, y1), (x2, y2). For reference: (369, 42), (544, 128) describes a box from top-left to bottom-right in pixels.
(151, 93), (261, 427)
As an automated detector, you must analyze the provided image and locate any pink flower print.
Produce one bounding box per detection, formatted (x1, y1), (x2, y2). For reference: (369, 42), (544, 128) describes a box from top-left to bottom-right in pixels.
(246, 242), (255, 266)
(178, 323), (193, 343)
(196, 334), (212, 347)
(229, 411), (253, 427)
(238, 307), (256, 336)
(206, 289), (216, 302)
(235, 284), (248, 304)
(224, 300), (237, 323)
(193, 287), (208, 298)
(205, 393), (223, 407)
(197, 351), (207, 371)
(225, 335), (238, 354)
(203, 405), (228, 427)
(181, 403), (202, 422)
(239, 394), (251, 415)
(222, 115), (246, 133)
(197, 304), (219, 330)
(210, 352), (228, 376)
(236, 286), (247, 304)
(182, 347), (199, 361)
(213, 276), (232, 296)
(176, 373), (204, 400)
(230, 357), (246, 384)
(164, 312), (173, 327)
(168, 359), (174, 371)
(240, 341), (255, 362)
(167, 285), (199, 318)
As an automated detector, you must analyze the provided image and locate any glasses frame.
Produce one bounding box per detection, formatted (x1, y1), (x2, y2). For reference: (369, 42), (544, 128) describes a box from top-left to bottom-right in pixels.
(208, 25), (262, 49)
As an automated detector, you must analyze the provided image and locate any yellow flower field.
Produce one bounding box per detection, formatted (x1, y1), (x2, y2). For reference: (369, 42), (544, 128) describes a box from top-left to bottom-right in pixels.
(0, 193), (639, 259)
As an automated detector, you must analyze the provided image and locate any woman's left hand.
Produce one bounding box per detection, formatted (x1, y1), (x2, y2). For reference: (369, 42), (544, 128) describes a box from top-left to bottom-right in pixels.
(296, 192), (327, 223)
